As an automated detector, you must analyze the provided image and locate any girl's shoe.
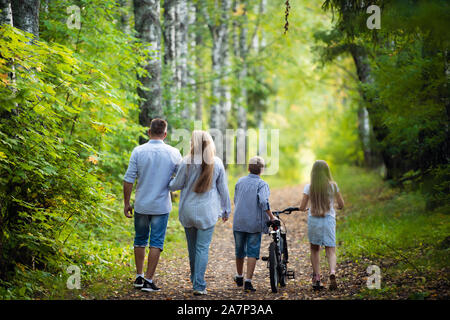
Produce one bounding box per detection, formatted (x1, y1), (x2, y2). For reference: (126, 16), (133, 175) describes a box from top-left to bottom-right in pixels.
(312, 273), (324, 291)
(329, 274), (337, 290)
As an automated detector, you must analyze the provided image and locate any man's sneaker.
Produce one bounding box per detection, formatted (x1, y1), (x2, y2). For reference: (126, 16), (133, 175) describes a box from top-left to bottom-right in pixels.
(193, 289), (207, 296)
(141, 279), (161, 292)
(234, 275), (244, 287)
(244, 281), (256, 292)
(134, 276), (145, 288)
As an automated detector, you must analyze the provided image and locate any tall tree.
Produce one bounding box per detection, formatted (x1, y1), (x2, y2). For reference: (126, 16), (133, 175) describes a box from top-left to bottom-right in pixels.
(118, 0), (132, 34)
(202, 0), (231, 161)
(163, 0), (176, 88)
(256, 0), (266, 156)
(319, 0), (385, 170)
(133, 0), (162, 143)
(0, 0), (13, 26)
(11, 0), (40, 39)
(232, 0), (248, 165)
(187, 1), (201, 120)
(176, 0), (189, 118)
(236, 1), (248, 135)
(163, 0), (190, 118)
(349, 44), (384, 169)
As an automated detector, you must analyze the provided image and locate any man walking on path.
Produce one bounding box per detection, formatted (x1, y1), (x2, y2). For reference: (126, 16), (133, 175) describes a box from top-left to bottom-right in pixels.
(123, 119), (182, 292)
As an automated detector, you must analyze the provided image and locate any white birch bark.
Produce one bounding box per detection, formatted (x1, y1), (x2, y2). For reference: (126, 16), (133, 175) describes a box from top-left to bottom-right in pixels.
(11, 0), (40, 39)
(202, 0), (231, 162)
(256, 0), (266, 156)
(176, 0), (189, 118)
(193, 3), (203, 121)
(237, 0), (248, 134)
(187, 2), (197, 120)
(0, 0), (13, 26)
(118, 0), (131, 34)
(133, 0), (162, 137)
(163, 0), (176, 74)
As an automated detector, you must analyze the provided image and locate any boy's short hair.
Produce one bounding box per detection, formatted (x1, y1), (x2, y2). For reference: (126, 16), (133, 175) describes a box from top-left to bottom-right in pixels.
(150, 118), (167, 137)
(248, 156), (265, 175)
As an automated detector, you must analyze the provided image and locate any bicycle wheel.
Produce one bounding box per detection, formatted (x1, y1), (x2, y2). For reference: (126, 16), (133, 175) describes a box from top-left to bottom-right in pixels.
(279, 236), (287, 287)
(269, 242), (279, 293)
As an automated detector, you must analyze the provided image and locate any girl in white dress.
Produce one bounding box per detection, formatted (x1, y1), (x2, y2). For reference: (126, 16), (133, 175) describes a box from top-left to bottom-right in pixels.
(299, 160), (345, 290)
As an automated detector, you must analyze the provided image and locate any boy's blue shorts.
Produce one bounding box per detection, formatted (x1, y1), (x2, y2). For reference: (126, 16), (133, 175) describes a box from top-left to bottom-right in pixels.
(233, 231), (262, 259)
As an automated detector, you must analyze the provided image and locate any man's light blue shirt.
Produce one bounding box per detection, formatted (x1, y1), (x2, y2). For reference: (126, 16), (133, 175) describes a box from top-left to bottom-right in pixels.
(233, 174), (271, 234)
(123, 139), (182, 215)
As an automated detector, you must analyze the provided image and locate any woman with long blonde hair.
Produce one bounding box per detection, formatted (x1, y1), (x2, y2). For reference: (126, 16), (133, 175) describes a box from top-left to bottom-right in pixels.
(299, 160), (344, 290)
(169, 130), (231, 295)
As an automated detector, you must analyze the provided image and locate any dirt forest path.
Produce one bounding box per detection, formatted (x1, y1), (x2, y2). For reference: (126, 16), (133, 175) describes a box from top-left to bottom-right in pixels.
(113, 185), (367, 300)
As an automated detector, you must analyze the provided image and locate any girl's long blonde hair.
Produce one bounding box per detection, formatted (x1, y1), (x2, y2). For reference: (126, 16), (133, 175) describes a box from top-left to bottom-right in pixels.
(188, 130), (216, 193)
(310, 160), (336, 217)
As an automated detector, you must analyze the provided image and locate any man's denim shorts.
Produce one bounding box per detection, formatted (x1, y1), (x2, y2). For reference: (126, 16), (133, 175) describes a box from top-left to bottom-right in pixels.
(134, 212), (169, 250)
(233, 231), (262, 259)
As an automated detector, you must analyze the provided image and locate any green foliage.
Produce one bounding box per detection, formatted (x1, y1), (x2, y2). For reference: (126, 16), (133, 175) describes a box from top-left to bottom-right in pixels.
(0, 0), (153, 298)
(335, 166), (450, 278)
(316, 0), (450, 208)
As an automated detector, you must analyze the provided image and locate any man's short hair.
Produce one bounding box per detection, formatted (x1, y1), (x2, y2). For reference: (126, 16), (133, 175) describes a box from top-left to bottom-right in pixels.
(150, 118), (167, 137)
(248, 156), (265, 175)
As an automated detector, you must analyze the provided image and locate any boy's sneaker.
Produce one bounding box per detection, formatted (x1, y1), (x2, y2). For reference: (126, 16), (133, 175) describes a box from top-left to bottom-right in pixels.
(141, 279), (161, 292)
(244, 281), (256, 292)
(234, 275), (244, 287)
(193, 289), (208, 296)
(133, 276), (145, 288)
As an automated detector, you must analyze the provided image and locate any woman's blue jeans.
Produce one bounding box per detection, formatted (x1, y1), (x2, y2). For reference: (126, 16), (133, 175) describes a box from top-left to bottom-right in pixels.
(184, 226), (215, 291)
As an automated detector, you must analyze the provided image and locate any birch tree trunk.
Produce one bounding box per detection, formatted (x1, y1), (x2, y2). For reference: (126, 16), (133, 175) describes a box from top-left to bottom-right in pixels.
(0, 0), (13, 26)
(133, 0), (162, 142)
(207, 0), (231, 162)
(349, 44), (387, 171)
(163, 0), (189, 118)
(232, 0), (248, 165)
(163, 0), (176, 80)
(11, 0), (40, 39)
(118, 0), (131, 34)
(176, 0), (189, 118)
(193, 3), (203, 121)
(187, 2), (199, 120)
(0, 0), (16, 119)
(237, 0), (248, 134)
(256, 0), (266, 156)
(203, 0), (230, 153)
(219, 11), (231, 134)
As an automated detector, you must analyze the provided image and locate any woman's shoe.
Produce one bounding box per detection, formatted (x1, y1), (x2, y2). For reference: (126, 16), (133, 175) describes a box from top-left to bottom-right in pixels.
(312, 273), (324, 291)
(329, 274), (337, 290)
(193, 289), (208, 296)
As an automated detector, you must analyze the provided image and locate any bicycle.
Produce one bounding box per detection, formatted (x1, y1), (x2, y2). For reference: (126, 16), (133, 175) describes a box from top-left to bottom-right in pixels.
(261, 206), (299, 293)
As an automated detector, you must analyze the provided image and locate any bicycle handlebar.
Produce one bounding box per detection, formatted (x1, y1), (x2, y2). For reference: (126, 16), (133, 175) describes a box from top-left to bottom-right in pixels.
(272, 206), (300, 216)
(267, 207), (300, 228)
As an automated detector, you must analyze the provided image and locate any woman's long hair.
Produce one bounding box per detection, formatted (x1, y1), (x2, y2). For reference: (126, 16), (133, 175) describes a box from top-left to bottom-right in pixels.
(188, 130), (216, 193)
(310, 160), (335, 217)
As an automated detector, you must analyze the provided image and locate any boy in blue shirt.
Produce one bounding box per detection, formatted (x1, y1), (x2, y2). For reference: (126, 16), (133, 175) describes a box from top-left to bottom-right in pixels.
(232, 156), (276, 292)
